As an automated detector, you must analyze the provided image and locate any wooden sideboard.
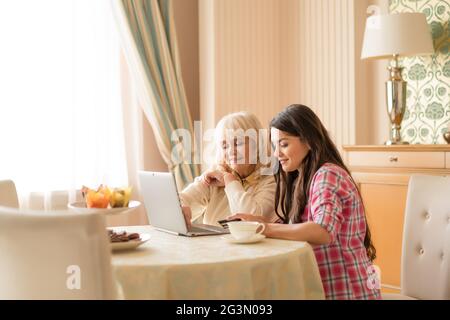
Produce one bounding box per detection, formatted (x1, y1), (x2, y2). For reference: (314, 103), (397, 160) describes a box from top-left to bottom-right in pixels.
(342, 145), (450, 294)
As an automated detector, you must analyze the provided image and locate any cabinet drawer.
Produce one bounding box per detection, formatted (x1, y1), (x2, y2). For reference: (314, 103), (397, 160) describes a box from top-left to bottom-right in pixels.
(347, 151), (445, 168)
(446, 153), (450, 169)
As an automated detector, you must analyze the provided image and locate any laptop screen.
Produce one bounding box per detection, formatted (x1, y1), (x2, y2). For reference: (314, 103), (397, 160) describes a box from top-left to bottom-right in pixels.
(138, 171), (188, 234)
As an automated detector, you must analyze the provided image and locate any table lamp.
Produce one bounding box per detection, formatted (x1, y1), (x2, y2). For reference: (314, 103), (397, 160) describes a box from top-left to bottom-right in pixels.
(361, 12), (434, 145)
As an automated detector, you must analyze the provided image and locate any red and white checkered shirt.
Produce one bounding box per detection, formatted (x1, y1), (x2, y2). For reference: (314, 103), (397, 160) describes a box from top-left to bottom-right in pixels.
(301, 163), (381, 300)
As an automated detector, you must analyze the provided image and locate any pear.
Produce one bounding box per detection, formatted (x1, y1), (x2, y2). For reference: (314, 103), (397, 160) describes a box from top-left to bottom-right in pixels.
(110, 187), (131, 208)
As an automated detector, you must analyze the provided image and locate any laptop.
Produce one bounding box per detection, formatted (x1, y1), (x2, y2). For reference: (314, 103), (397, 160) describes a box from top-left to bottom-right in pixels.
(138, 171), (229, 236)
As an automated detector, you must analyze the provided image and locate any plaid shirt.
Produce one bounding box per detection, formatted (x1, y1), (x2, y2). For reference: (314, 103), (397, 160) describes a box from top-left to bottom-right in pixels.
(301, 163), (381, 300)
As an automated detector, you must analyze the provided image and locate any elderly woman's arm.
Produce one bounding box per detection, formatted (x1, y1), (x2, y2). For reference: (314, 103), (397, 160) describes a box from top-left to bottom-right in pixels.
(223, 174), (277, 222)
(179, 175), (211, 222)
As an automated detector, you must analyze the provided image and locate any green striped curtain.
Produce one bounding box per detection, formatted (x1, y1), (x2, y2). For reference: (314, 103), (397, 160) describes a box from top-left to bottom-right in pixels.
(113, 0), (200, 190)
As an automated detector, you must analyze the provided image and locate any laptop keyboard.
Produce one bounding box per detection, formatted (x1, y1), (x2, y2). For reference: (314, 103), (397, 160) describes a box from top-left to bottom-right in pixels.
(189, 224), (226, 233)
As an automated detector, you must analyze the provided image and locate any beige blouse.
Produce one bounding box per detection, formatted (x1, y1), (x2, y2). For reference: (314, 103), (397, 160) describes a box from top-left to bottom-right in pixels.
(179, 169), (277, 226)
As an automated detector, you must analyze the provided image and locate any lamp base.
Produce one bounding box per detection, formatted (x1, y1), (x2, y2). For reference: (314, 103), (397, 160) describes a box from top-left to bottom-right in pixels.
(385, 55), (408, 147)
(385, 140), (409, 146)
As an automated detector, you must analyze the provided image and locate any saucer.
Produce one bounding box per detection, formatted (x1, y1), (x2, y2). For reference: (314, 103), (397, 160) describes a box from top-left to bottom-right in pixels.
(222, 234), (266, 244)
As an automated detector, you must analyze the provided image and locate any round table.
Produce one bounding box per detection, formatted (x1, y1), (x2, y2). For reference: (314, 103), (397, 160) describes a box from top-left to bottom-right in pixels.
(111, 226), (325, 299)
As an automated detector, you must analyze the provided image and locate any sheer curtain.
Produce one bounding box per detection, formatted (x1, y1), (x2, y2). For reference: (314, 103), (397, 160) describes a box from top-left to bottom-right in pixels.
(0, 0), (128, 210)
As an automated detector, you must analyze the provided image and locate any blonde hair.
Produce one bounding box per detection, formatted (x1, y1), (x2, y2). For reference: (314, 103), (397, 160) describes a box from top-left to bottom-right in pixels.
(215, 112), (263, 141)
(212, 112), (267, 167)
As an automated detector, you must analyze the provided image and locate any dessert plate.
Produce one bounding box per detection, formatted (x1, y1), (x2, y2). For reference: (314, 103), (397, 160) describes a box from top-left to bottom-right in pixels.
(111, 233), (151, 252)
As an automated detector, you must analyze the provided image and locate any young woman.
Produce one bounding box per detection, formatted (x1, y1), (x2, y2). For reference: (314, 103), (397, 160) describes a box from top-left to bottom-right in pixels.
(180, 112), (277, 226)
(229, 104), (381, 300)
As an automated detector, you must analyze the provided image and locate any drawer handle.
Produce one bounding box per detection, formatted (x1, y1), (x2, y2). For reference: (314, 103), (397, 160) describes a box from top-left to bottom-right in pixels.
(389, 156), (398, 162)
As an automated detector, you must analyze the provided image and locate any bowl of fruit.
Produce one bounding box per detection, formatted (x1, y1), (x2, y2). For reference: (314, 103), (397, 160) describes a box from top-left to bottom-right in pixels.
(68, 185), (140, 215)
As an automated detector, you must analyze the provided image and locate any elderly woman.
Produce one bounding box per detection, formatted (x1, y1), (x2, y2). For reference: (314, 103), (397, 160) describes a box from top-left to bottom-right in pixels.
(179, 112), (277, 226)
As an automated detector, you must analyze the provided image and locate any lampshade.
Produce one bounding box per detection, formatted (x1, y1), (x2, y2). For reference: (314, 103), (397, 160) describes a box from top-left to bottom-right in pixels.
(361, 12), (434, 60)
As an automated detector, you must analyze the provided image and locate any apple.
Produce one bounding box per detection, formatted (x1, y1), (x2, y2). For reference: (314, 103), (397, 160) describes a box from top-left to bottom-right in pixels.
(85, 186), (110, 208)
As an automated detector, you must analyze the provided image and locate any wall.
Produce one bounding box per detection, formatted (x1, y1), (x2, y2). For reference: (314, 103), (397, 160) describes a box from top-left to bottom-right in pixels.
(200, 0), (281, 131)
(173, 0), (200, 121)
(196, 0), (449, 149)
(199, 0), (369, 150)
(297, 0), (358, 148)
(390, 0), (450, 144)
(356, 0), (391, 145)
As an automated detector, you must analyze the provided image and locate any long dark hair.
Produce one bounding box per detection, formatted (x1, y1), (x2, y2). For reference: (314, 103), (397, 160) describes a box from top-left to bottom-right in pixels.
(270, 104), (376, 261)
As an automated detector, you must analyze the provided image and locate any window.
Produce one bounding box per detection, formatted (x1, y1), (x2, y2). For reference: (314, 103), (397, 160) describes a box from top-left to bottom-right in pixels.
(0, 0), (128, 200)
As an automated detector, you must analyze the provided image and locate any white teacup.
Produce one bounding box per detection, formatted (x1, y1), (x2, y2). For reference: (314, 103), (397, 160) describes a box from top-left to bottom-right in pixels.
(227, 221), (265, 240)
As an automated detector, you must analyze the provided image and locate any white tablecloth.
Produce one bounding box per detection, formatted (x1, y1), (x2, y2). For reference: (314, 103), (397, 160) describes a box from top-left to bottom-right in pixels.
(111, 226), (325, 300)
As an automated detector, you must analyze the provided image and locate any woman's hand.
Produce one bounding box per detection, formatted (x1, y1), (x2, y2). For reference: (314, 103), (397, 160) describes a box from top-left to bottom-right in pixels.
(217, 164), (238, 185)
(202, 170), (225, 187)
(227, 213), (270, 223)
(223, 172), (237, 185)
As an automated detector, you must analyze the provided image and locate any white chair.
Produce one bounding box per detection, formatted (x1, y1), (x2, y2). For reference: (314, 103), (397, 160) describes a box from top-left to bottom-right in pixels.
(0, 180), (19, 208)
(383, 175), (450, 300)
(0, 206), (117, 299)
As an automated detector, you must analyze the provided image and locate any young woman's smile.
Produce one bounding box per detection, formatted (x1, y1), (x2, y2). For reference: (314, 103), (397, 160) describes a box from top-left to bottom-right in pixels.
(270, 127), (310, 172)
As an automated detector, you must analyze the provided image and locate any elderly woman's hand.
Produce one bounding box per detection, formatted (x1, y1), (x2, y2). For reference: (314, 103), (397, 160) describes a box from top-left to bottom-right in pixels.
(227, 213), (270, 223)
(217, 163), (239, 185)
(181, 206), (192, 228)
(202, 170), (225, 187)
